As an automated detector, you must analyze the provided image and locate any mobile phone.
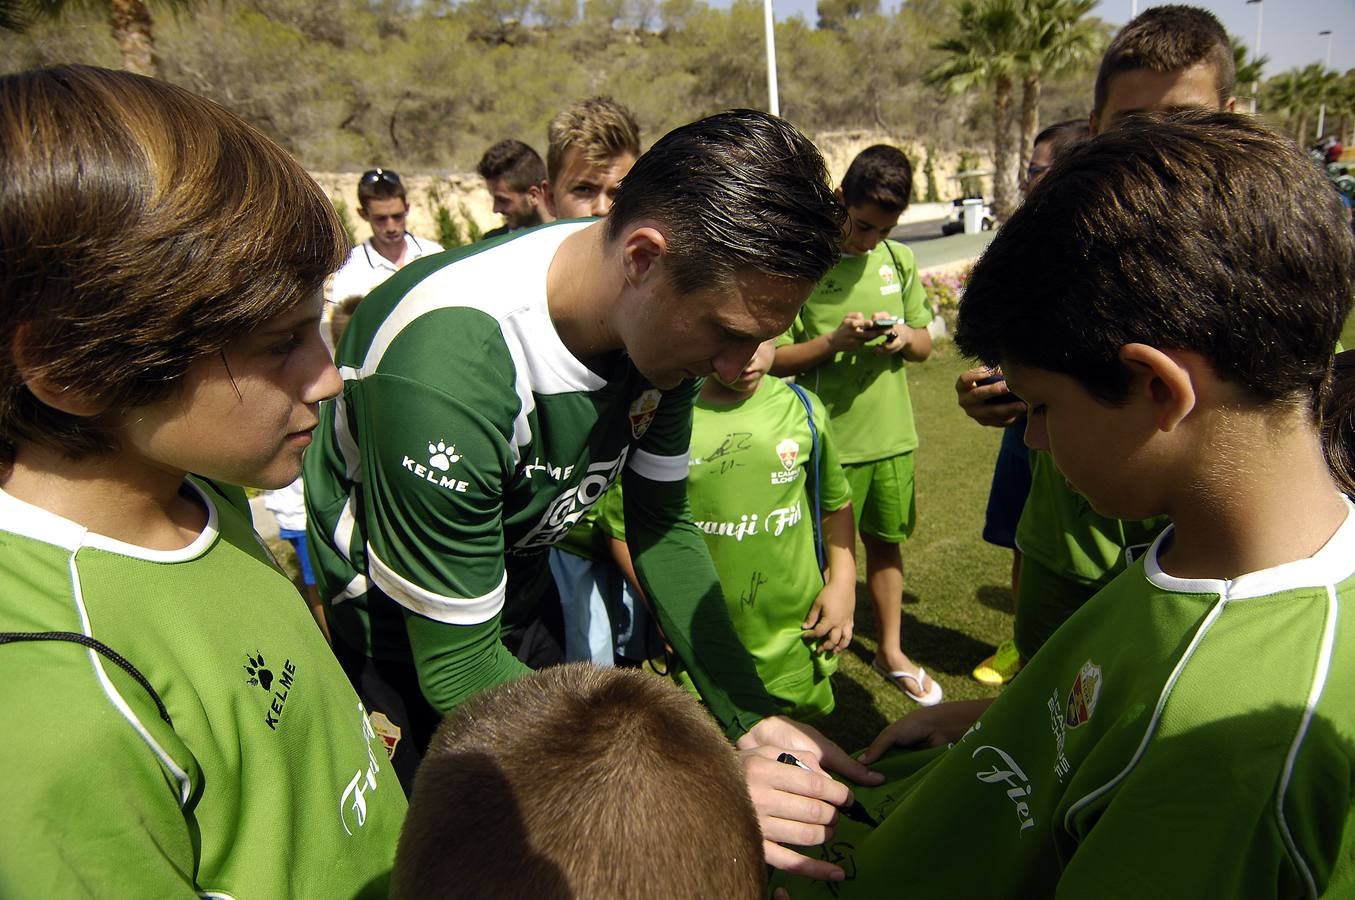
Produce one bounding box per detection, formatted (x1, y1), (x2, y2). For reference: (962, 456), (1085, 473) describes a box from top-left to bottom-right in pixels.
(866, 316), (899, 330)
(976, 372), (1023, 406)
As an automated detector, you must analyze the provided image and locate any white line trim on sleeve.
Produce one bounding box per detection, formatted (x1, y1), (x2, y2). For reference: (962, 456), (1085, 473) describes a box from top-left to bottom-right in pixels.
(1274, 583), (1337, 899)
(333, 495), (358, 565)
(328, 573), (369, 607)
(627, 448), (690, 482)
(366, 546), (507, 625)
(331, 384), (363, 483)
(1063, 591), (1230, 834)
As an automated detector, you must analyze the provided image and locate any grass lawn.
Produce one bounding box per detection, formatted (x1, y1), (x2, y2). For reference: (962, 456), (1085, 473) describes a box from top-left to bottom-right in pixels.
(813, 342), (1012, 752)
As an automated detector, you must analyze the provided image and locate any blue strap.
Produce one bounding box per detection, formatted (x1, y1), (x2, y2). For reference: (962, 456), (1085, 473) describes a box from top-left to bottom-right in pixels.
(786, 382), (825, 573)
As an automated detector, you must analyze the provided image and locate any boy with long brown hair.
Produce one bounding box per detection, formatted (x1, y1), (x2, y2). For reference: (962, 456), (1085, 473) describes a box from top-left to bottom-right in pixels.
(0, 65), (405, 897)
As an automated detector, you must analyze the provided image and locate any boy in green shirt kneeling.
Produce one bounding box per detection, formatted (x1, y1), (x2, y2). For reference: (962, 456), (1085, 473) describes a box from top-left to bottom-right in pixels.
(779, 112), (1355, 898)
(607, 341), (856, 720)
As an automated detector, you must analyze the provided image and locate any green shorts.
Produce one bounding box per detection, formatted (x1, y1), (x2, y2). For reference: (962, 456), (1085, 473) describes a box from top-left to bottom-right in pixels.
(842, 452), (916, 543)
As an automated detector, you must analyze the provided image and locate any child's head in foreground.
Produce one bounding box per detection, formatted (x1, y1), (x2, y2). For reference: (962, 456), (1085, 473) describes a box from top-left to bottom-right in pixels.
(1091, 4), (1235, 133)
(955, 111), (1355, 519)
(0, 65), (345, 488)
(392, 663), (765, 900)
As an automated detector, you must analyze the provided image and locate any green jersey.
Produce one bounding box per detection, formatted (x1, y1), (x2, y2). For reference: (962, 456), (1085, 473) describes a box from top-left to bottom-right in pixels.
(1017, 449), (1168, 585)
(604, 378), (852, 719)
(778, 240), (932, 464)
(779, 499), (1355, 899)
(0, 479), (405, 899)
(304, 222), (776, 737)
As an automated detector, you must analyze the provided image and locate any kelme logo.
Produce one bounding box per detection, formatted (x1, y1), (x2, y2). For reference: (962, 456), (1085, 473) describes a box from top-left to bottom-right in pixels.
(244, 650), (297, 731)
(428, 440), (461, 471)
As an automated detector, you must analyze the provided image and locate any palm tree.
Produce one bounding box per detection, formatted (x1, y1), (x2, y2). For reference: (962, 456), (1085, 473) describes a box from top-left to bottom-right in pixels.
(1230, 36), (1268, 113)
(1014, 0), (1100, 177)
(927, 0), (1025, 221)
(1, 0), (182, 77)
(1266, 64), (1340, 144)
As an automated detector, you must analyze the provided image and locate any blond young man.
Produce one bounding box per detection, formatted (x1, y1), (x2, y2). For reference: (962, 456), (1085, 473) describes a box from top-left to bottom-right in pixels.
(542, 96), (645, 667)
(545, 96), (641, 219)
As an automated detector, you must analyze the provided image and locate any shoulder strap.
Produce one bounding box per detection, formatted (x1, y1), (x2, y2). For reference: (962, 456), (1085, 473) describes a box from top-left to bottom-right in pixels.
(785, 382), (825, 574)
(0, 631), (173, 726)
(882, 239), (906, 288)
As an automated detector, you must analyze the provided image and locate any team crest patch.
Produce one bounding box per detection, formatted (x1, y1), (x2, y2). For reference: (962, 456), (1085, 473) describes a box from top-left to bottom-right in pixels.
(878, 263), (896, 284)
(629, 389), (662, 439)
(775, 438), (800, 471)
(1064, 660), (1102, 729)
(368, 711), (402, 759)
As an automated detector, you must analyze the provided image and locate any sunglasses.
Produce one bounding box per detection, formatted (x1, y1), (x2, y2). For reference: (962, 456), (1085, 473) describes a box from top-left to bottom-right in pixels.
(360, 168), (402, 187)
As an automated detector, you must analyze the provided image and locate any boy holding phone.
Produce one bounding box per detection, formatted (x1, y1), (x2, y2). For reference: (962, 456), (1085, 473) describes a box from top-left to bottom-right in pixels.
(772, 145), (938, 705)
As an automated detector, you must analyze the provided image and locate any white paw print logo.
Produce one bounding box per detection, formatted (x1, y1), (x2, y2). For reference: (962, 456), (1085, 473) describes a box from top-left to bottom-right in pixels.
(428, 441), (462, 471)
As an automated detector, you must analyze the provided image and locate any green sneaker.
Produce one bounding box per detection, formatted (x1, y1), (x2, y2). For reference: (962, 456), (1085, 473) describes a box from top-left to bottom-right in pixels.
(972, 639), (1023, 686)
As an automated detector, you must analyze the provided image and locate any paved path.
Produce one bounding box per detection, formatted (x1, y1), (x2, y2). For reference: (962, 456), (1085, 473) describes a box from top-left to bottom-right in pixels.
(903, 228), (996, 272)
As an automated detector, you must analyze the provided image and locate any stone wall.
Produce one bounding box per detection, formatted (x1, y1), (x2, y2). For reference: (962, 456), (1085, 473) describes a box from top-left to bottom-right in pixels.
(311, 133), (990, 245)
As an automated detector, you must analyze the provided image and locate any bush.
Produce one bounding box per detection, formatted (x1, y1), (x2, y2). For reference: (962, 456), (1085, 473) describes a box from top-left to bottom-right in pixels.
(333, 198), (357, 247)
(427, 178), (485, 248)
(921, 265), (970, 332)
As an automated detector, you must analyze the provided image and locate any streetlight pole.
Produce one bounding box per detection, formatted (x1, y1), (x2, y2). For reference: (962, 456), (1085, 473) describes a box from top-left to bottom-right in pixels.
(1246, 0), (1263, 114)
(1316, 29), (1334, 142)
(763, 0), (780, 116)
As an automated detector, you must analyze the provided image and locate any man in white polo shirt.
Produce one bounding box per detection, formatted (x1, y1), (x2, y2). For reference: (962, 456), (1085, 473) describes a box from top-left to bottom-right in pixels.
(330, 168), (443, 310)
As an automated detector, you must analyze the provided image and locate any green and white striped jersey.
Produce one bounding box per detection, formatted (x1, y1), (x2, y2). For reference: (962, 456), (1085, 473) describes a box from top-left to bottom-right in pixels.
(305, 222), (776, 734)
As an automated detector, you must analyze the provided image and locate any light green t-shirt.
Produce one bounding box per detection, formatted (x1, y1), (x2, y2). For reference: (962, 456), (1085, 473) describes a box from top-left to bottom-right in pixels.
(0, 479), (406, 898)
(779, 239), (932, 464)
(604, 378), (852, 719)
(778, 499), (1355, 898)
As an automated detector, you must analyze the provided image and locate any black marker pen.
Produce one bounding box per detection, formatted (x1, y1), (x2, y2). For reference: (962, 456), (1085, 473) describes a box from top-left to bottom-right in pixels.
(776, 752), (881, 828)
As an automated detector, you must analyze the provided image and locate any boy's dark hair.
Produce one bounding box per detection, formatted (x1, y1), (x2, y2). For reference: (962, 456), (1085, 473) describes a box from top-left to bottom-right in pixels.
(0, 65), (346, 462)
(1093, 5), (1234, 117)
(392, 663), (765, 900)
(1322, 351), (1355, 497)
(840, 144), (913, 214)
(476, 139), (546, 192)
(1034, 119), (1090, 155)
(356, 167), (406, 210)
(955, 111), (1354, 406)
(605, 109), (844, 294)
(546, 96), (641, 184)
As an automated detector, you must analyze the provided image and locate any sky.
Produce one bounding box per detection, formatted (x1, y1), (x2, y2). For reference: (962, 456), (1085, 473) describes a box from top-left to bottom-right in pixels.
(733, 0), (1355, 76)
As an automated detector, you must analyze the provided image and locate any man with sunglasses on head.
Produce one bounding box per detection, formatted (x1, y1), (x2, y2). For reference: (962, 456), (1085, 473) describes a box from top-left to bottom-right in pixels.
(330, 168), (444, 315)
